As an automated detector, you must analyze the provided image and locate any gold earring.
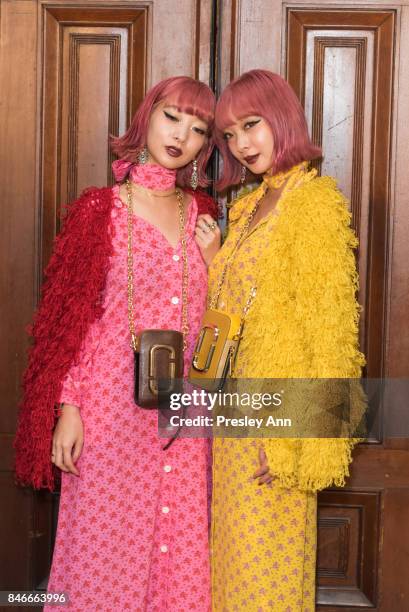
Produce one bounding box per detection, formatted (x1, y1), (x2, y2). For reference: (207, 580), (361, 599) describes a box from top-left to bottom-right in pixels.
(240, 165), (247, 185)
(138, 146), (149, 165)
(190, 159), (198, 190)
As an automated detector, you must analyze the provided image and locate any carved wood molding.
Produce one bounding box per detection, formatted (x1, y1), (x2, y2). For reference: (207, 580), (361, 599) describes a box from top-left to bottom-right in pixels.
(317, 516), (350, 578)
(67, 34), (122, 202)
(311, 36), (366, 231)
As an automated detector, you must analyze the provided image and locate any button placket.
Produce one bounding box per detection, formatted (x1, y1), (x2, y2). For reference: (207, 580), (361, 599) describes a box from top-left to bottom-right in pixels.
(158, 460), (174, 564)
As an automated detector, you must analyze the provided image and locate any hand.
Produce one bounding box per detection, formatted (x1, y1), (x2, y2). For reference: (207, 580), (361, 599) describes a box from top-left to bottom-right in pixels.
(52, 404), (84, 476)
(194, 214), (221, 267)
(253, 447), (274, 486)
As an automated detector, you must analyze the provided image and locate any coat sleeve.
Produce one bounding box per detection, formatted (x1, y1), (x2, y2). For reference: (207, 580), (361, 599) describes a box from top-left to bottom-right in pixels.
(29, 188), (108, 412)
(14, 186), (113, 490)
(292, 178), (366, 491)
(242, 177), (366, 492)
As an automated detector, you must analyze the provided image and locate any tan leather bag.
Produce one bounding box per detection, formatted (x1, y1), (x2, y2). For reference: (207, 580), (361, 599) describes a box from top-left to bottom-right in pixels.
(188, 310), (243, 392)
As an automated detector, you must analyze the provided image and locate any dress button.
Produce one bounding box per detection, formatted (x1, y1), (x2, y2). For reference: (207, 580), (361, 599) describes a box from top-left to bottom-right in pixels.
(160, 545), (168, 553)
(164, 465), (172, 472)
(173, 254), (180, 262)
(162, 506), (170, 514)
(171, 296), (179, 305)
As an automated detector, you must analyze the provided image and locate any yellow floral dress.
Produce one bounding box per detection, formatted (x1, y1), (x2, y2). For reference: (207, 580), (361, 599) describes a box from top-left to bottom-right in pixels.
(209, 164), (365, 611)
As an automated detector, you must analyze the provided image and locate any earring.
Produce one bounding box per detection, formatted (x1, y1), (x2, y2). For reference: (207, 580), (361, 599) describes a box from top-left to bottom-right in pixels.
(190, 159), (198, 190)
(138, 145), (149, 165)
(240, 165), (247, 185)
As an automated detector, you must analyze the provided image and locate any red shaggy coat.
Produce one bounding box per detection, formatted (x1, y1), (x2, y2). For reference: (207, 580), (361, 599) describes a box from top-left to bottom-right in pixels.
(14, 186), (217, 491)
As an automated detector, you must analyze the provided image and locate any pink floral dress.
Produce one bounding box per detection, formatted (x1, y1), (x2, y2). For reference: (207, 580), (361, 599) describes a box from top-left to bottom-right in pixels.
(45, 164), (211, 611)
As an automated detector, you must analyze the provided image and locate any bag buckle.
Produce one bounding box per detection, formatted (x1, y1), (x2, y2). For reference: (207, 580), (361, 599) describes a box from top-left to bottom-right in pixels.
(192, 325), (220, 372)
(149, 344), (177, 395)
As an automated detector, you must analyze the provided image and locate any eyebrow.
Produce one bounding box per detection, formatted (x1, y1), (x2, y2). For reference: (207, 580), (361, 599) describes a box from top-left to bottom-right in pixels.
(164, 104), (208, 128)
(223, 116), (260, 129)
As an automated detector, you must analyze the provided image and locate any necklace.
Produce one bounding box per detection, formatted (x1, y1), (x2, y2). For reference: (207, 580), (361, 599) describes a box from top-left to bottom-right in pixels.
(129, 182), (177, 200)
(209, 194), (262, 310)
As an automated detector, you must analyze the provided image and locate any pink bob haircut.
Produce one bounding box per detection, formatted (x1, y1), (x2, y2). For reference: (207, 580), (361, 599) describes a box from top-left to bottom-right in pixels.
(215, 70), (322, 190)
(110, 76), (216, 188)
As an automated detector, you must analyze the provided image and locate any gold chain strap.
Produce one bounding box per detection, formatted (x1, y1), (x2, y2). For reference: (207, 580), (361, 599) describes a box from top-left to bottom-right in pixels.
(209, 184), (267, 311)
(179, 194), (189, 351)
(126, 180), (189, 352)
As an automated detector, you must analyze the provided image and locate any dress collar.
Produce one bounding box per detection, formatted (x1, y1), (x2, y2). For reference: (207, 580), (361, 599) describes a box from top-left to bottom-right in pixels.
(262, 161), (309, 191)
(228, 161), (316, 224)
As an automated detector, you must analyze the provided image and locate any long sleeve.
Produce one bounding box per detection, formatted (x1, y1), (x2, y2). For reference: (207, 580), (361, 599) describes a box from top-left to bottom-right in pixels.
(58, 318), (102, 409)
(237, 176), (366, 492)
(59, 361), (83, 408)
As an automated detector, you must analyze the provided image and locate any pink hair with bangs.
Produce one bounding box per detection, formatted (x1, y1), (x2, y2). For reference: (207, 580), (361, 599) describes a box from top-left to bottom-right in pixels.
(215, 70), (321, 190)
(110, 76), (215, 188)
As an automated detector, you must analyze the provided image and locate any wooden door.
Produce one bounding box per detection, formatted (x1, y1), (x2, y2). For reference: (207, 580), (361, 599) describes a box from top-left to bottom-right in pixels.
(218, 1), (409, 610)
(0, 0), (213, 594)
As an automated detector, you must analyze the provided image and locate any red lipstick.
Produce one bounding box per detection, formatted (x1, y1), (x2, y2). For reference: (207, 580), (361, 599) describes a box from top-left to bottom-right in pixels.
(166, 146), (182, 158)
(244, 154), (260, 165)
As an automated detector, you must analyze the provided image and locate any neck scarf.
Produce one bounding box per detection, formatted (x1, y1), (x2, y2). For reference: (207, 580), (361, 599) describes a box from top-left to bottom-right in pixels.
(112, 159), (177, 191)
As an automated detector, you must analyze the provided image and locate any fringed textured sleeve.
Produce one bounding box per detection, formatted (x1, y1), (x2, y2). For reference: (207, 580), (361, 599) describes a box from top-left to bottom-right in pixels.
(239, 176), (366, 492)
(291, 178), (366, 491)
(14, 187), (113, 490)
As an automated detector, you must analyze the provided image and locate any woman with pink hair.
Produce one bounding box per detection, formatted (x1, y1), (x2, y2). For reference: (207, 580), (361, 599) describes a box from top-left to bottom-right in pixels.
(208, 70), (365, 610)
(14, 76), (220, 611)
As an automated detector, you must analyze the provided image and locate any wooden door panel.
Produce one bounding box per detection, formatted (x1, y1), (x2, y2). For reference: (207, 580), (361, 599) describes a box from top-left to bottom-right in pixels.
(318, 490), (380, 607)
(287, 9), (395, 384)
(42, 5), (147, 275)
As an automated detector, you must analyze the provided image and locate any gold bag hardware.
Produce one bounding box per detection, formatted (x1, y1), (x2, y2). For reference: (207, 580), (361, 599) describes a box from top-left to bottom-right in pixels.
(188, 309), (243, 392)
